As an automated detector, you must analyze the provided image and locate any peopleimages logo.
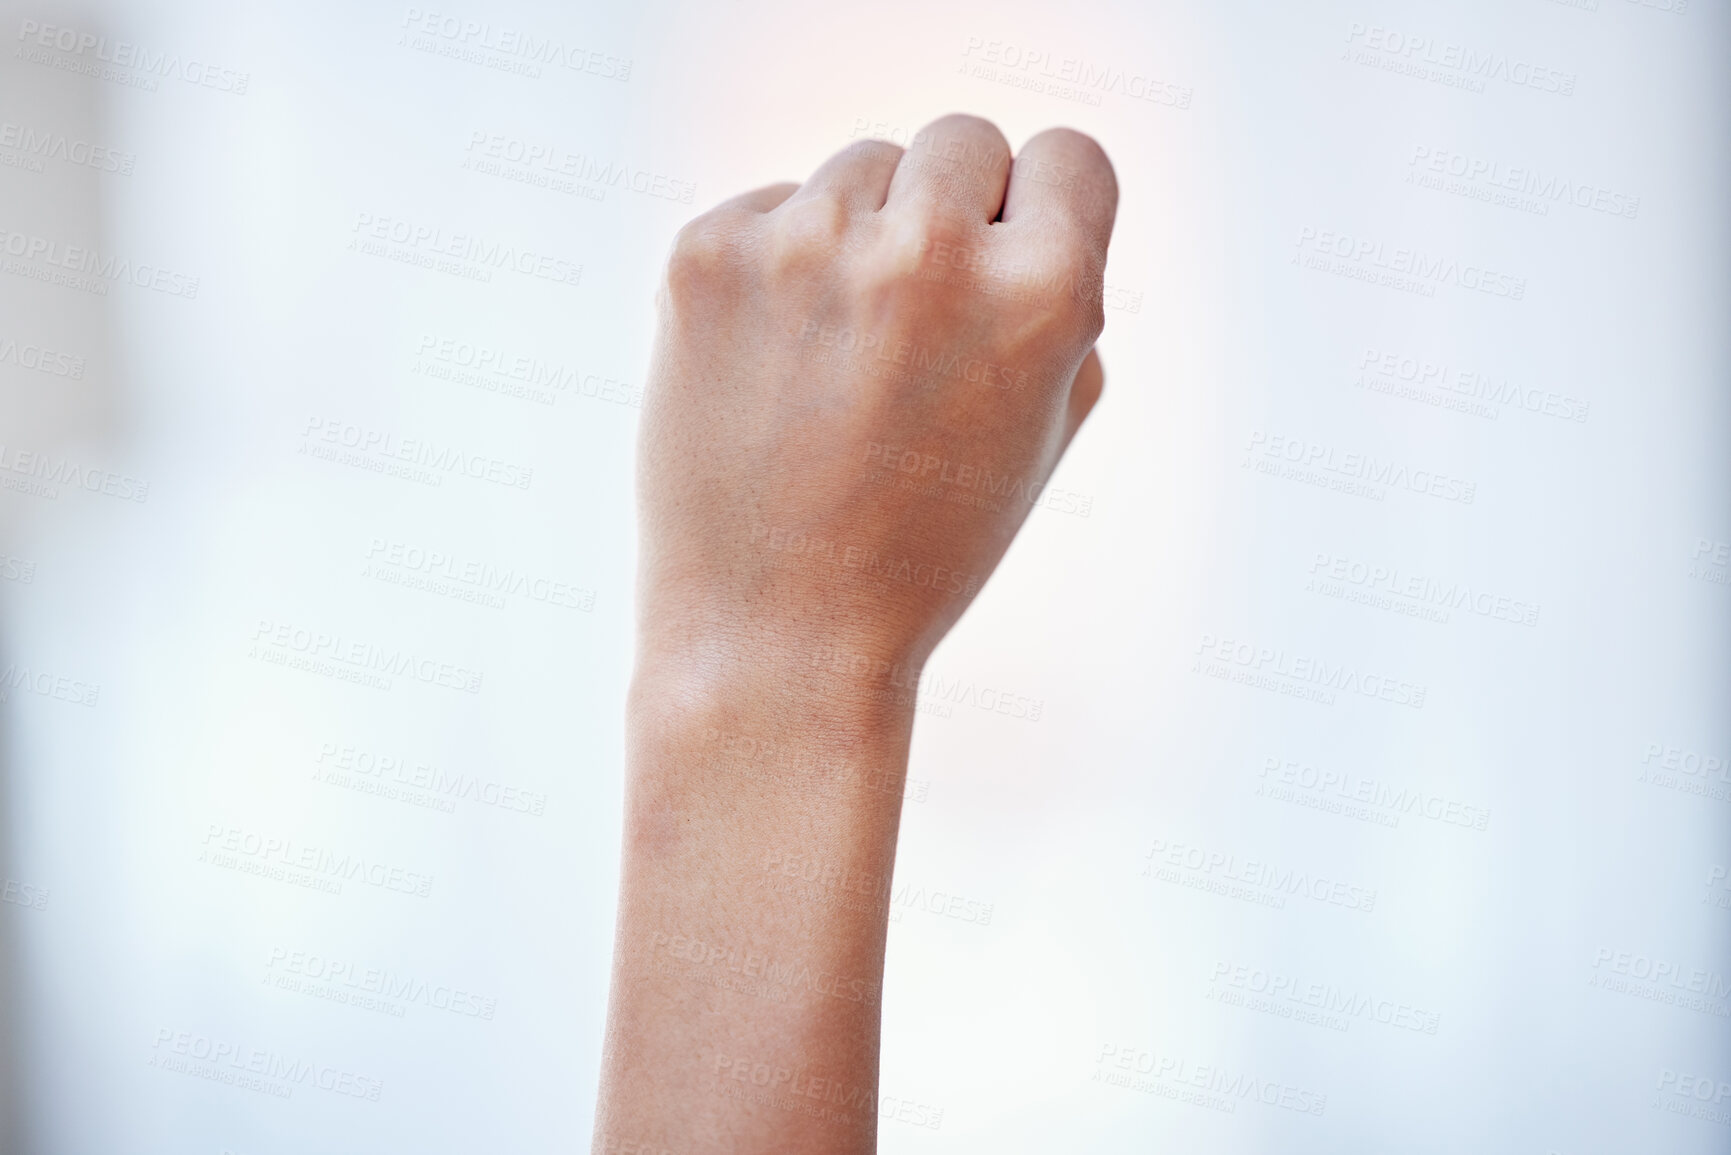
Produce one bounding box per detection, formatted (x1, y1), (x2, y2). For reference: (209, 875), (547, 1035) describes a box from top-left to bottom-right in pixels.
(249, 618), (484, 694)
(1257, 757), (1492, 831)
(265, 947), (498, 1019)
(16, 19), (251, 94)
(464, 132), (695, 203)
(1208, 961), (1442, 1034)
(1407, 146), (1639, 219)
(0, 662), (100, 707)
(1094, 1044), (1327, 1115)
(314, 740), (548, 815)
(363, 537), (594, 612)
(1343, 22), (1576, 96)
(0, 121), (135, 174)
(1194, 632), (1428, 709)
(399, 8), (631, 80)
(149, 1029), (381, 1100)
(301, 418), (533, 490)
(349, 212), (582, 287)
(1308, 552), (1539, 627)
(958, 36), (1193, 109)
(649, 931), (880, 1006)
(0, 335), (85, 378)
(1355, 347), (1590, 423)
(0, 875), (49, 911)
(1144, 838), (1378, 913)
(1589, 946), (1731, 1016)
(0, 227), (201, 297)
(1294, 227), (1525, 300)
(1245, 430), (1477, 504)
(0, 444), (148, 504)
(201, 824), (435, 897)
(1655, 1068), (1731, 1122)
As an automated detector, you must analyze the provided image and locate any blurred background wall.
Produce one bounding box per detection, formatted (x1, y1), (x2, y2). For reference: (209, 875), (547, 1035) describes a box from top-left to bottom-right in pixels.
(0, 0), (1726, 1151)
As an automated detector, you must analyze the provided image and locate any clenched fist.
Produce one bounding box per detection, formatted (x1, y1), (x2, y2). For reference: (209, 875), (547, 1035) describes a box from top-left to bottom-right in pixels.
(598, 115), (1118, 1155)
(637, 113), (1118, 687)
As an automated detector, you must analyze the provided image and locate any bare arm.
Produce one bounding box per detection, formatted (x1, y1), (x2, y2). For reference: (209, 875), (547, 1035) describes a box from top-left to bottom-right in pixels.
(593, 114), (1118, 1155)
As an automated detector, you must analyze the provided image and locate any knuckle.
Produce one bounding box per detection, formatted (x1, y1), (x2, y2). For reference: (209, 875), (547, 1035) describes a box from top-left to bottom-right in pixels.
(1033, 291), (1102, 346)
(766, 195), (852, 277)
(779, 192), (851, 237)
(1075, 295), (1107, 343)
(902, 200), (986, 254)
(838, 138), (903, 169)
(885, 215), (979, 295)
(1021, 127), (1119, 210)
(1026, 126), (1112, 167)
(1031, 283), (1106, 347)
(1030, 245), (1100, 308)
(908, 115), (1011, 179)
(1055, 268), (1108, 340)
(918, 113), (1009, 149)
(664, 215), (744, 301)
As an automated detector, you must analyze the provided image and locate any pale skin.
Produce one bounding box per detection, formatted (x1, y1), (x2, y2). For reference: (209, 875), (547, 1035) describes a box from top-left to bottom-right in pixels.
(594, 113), (1118, 1154)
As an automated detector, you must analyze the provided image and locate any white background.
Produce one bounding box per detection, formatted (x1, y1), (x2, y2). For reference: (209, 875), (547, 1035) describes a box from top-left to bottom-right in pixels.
(1, 1), (1727, 1152)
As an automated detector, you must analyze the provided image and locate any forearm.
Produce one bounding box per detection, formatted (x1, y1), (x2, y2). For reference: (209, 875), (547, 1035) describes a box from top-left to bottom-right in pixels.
(593, 113), (1116, 1152)
(594, 640), (919, 1155)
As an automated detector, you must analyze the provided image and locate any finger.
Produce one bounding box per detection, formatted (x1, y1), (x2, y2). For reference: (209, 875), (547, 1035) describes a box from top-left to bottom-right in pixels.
(1000, 128), (1119, 253)
(884, 113), (1012, 223)
(714, 181), (800, 215)
(1057, 347), (1105, 458)
(785, 140), (904, 212)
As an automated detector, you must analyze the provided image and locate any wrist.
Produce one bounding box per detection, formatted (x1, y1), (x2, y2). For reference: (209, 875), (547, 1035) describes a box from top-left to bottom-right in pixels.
(623, 630), (921, 877)
(629, 620), (925, 756)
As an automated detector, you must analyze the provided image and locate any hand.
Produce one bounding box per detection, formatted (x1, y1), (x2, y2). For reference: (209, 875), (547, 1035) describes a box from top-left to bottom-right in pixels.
(598, 115), (1118, 1155)
(636, 114), (1118, 694)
